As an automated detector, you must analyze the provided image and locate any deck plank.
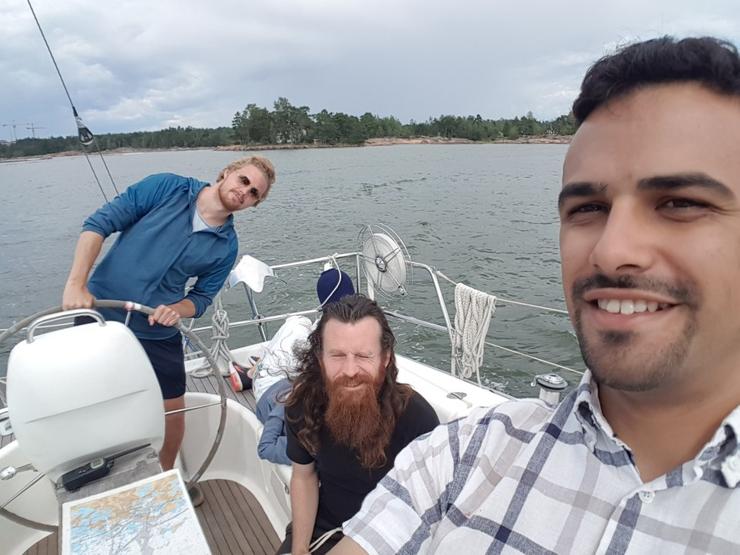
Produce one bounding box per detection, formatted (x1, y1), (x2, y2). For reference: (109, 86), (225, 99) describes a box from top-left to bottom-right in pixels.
(198, 480), (237, 555)
(22, 479), (279, 555)
(218, 479), (272, 554)
(211, 481), (255, 554)
(227, 480), (281, 553)
(204, 480), (249, 555)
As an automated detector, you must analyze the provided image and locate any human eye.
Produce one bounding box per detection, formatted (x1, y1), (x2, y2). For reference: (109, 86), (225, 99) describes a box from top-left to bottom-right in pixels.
(658, 197), (713, 220)
(249, 187), (259, 198)
(239, 175), (251, 186)
(561, 201), (608, 222)
(660, 197), (708, 209)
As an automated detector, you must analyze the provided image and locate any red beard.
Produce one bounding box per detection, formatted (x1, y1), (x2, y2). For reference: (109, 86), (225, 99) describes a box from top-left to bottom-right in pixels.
(324, 372), (388, 464)
(218, 183), (242, 212)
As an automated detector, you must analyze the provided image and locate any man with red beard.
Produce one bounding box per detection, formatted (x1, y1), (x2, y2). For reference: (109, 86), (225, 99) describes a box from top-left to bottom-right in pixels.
(62, 156), (275, 485)
(280, 295), (439, 554)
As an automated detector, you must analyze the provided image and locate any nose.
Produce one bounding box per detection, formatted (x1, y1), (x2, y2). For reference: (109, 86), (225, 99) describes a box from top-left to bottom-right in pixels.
(588, 200), (657, 274)
(341, 355), (362, 378)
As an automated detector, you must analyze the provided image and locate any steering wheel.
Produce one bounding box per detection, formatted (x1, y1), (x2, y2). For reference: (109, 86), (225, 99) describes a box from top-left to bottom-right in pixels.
(0, 300), (228, 532)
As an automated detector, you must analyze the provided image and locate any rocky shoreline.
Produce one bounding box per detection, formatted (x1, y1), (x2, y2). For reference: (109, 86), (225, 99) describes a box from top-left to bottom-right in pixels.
(1, 135), (572, 162)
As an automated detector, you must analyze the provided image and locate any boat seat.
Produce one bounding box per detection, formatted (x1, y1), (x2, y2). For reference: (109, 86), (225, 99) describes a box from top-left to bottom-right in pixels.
(6, 314), (165, 483)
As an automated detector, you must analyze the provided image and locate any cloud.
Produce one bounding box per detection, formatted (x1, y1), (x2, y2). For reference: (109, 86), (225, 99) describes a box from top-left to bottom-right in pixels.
(1, 0), (738, 137)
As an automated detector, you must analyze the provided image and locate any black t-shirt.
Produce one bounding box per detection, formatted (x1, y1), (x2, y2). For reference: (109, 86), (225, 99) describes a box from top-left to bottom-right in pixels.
(285, 390), (439, 531)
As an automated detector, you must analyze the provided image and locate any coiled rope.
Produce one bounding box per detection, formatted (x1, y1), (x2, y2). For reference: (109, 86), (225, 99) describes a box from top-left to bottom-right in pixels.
(452, 283), (497, 383)
(188, 294), (233, 378)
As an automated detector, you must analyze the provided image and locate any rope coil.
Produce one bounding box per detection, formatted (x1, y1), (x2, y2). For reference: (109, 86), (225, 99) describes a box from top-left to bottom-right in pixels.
(188, 295), (233, 378)
(452, 283), (497, 383)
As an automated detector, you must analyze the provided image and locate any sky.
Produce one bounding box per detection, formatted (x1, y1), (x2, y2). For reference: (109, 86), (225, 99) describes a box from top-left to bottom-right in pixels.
(1, 0), (738, 139)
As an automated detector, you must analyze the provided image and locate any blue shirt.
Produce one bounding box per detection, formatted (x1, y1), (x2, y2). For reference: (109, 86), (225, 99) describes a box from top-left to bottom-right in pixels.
(83, 173), (238, 340)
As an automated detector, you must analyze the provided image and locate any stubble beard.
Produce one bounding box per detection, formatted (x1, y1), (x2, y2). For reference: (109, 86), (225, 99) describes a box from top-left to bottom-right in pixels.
(217, 182), (241, 212)
(571, 274), (699, 392)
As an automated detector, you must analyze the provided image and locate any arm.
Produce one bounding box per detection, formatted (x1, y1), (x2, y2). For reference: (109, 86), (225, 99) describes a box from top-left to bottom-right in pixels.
(290, 462), (319, 555)
(184, 245), (238, 318)
(82, 173), (171, 237)
(258, 405), (292, 466)
(64, 174), (170, 309)
(147, 298), (195, 327)
(62, 231), (104, 309)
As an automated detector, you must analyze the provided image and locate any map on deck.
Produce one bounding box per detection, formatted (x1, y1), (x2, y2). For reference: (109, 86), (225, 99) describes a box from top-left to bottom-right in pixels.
(62, 469), (211, 555)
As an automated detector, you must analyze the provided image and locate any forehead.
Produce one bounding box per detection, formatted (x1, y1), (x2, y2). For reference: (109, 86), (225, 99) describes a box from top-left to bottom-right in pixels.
(322, 317), (383, 351)
(563, 84), (740, 195)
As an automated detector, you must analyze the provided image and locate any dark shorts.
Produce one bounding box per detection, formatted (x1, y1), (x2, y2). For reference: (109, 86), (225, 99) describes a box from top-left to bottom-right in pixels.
(75, 317), (186, 400)
(139, 334), (186, 400)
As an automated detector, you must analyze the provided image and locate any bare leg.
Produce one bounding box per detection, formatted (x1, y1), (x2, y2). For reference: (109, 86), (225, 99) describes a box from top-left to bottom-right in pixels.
(161, 396), (186, 470)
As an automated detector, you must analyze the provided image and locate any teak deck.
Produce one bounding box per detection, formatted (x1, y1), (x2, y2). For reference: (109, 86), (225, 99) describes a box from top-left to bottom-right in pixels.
(1, 376), (282, 555)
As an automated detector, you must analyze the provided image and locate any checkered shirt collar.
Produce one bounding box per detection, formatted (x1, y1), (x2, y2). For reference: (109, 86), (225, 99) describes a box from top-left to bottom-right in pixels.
(573, 370), (740, 487)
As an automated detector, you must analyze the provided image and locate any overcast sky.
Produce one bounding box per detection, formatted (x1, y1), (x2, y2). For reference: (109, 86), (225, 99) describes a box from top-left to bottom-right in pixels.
(1, 0), (738, 139)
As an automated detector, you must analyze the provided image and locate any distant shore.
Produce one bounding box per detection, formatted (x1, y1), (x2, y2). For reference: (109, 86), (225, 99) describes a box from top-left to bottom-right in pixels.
(0, 135), (572, 163)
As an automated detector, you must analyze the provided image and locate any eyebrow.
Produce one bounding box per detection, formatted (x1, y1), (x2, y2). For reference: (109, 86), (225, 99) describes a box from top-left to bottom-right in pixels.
(558, 172), (735, 208)
(637, 173), (735, 199)
(557, 182), (607, 208)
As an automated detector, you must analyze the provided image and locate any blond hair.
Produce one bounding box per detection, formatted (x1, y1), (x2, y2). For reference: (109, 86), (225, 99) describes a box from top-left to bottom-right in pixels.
(218, 156), (276, 199)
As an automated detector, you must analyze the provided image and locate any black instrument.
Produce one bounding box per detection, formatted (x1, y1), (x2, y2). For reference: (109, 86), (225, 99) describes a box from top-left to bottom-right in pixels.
(61, 443), (151, 492)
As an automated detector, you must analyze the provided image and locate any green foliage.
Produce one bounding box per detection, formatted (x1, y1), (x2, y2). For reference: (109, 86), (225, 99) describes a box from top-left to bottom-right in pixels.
(0, 99), (577, 159)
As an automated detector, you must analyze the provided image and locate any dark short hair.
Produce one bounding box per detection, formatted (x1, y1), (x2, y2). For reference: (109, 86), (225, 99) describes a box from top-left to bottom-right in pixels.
(573, 36), (740, 126)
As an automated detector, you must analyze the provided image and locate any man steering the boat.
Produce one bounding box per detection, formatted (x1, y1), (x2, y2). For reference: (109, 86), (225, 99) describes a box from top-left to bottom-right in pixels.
(330, 37), (740, 553)
(61, 156), (276, 479)
(280, 294), (439, 554)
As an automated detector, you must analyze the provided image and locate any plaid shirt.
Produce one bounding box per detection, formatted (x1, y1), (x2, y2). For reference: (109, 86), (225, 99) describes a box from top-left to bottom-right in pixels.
(344, 372), (740, 554)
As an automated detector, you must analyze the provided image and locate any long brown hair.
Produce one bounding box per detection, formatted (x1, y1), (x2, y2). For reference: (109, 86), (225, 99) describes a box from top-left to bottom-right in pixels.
(284, 294), (412, 469)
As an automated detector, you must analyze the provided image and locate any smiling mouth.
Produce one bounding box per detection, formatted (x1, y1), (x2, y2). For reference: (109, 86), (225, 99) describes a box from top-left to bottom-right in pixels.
(592, 298), (675, 315)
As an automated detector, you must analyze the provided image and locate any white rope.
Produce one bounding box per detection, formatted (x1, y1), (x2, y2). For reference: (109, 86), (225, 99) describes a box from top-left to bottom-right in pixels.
(189, 295), (233, 378)
(452, 283), (497, 383)
(309, 528), (343, 552)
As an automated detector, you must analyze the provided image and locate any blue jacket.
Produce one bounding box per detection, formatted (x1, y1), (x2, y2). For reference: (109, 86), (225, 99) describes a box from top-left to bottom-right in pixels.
(255, 379), (293, 466)
(84, 173), (238, 340)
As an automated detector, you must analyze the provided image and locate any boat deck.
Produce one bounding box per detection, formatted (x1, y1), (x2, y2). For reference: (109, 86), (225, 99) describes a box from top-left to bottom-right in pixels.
(1, 375), (282, 555)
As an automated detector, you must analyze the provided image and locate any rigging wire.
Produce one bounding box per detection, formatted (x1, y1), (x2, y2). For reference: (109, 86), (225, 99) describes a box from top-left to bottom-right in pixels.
(26, 0), (119, 201)
(435, 270), (569, 315)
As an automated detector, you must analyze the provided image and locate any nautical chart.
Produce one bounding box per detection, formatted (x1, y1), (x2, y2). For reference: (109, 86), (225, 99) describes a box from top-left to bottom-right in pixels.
(62, 469), (210, 555)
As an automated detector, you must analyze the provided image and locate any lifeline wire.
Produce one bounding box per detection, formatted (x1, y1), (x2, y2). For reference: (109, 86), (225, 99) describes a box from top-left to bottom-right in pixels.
(26, 0), (120, 200)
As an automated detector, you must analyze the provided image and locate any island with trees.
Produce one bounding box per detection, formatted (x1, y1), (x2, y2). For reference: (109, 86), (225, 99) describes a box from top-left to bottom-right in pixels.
(0, 98), (576, 159)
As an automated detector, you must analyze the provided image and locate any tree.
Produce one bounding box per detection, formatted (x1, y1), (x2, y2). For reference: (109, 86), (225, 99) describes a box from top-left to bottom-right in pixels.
(272, 97), (312, 144)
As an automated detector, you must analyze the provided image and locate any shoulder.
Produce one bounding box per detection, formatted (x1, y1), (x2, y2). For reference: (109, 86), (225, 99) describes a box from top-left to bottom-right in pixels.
(404, 390), (438, 420)
(397, 390), (440, 437)
(126, 173), (197, 202)
(137, 172), (190, 188)
(445, 398), (554, 459)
